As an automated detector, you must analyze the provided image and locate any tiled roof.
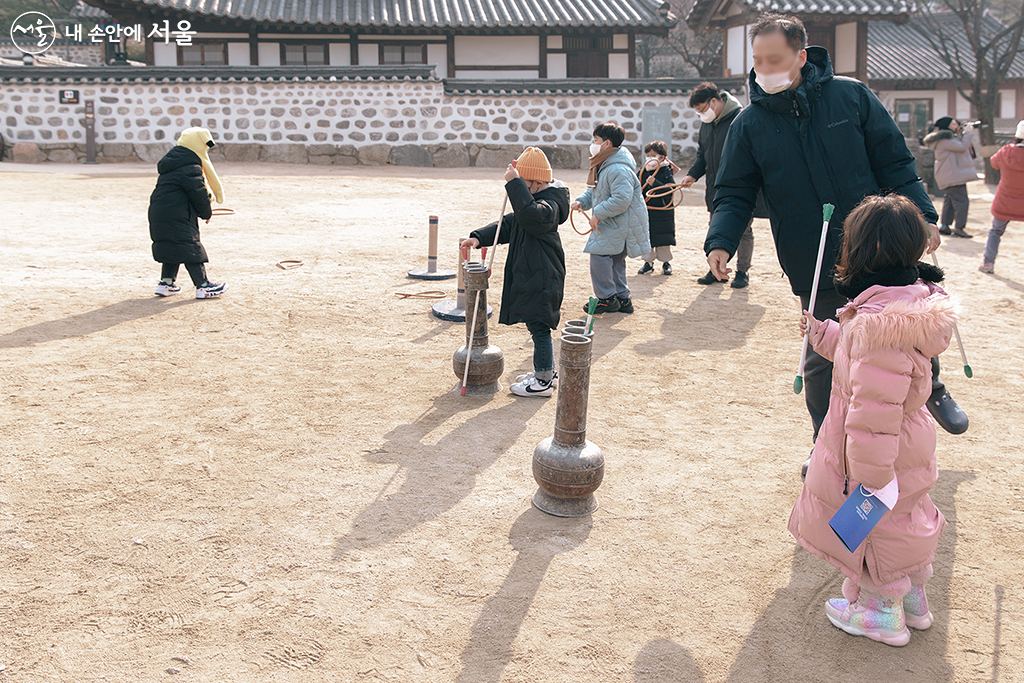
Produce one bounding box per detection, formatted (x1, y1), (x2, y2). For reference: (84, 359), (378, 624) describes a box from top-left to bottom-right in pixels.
(445, 76), (747, 96)
(688, 0), (915, 30)
(70, 0), (112, 20)
(83, 0), (677, 29)
(0, 64), (438, 84)
(868, 14), (1024, 81)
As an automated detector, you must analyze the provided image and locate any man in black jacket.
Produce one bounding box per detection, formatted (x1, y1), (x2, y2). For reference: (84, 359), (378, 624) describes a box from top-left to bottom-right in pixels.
(703, 14), (968, 472)
(683, 81), (767, 289)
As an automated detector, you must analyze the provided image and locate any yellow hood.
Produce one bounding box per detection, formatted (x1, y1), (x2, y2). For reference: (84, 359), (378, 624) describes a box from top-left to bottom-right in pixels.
(176, 127), (224, 204)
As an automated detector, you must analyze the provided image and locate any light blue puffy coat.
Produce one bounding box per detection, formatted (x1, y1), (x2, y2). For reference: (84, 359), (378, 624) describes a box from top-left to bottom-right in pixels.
(575, 146), (651, 258)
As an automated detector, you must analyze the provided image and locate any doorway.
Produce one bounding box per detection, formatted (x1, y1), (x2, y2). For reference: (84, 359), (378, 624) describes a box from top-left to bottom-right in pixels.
(894, 98), (933, 140)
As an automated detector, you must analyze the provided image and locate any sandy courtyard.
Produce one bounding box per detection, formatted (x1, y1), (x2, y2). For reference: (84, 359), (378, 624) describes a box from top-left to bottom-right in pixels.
(0, 161), (1022, 682)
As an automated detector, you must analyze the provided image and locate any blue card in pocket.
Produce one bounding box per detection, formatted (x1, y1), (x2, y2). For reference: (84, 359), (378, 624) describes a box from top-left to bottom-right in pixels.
(829, 484), (892, 553)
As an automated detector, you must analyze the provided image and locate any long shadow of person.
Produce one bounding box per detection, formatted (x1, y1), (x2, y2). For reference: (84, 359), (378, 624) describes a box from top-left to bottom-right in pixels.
(333, 393), (547, 561)
(633, 285), (766, 357)
(455, 507), (592, 682)
(723, 469), (975, 683)
(0, 297), (198, 349)
(633, 639), (704, 682)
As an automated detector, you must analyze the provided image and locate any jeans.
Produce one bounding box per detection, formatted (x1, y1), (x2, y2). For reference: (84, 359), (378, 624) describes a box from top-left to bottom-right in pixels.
(161, 262), (207, 287)
(526, 320), (554, 380)
(984, 218), (1010, 263)
(940, 184), (970, 232)
(799, 289), (946, 442)
(736, 218), (754, 273)
(590, 249), (629, 300)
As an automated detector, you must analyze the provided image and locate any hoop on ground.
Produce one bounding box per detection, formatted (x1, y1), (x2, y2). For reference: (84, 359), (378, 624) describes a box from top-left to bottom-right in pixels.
(395, 290), (446, 299)
(210, 208), (236, 216)
(276, 259), (304, 269)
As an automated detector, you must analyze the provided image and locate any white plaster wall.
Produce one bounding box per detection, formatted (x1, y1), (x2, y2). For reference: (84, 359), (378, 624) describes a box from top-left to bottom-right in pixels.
(454, 36), (538, 67)
(956, 92), (971, 119)
(834, 22), (857, 74)
(547, 53), (566, 79)
(453, 70), (540, 79)
(726, 25), (745, 77)
(1000, 88), (1016, 119)
(426, 43), (447, 78)
(257, 42), (280, 66)
(609, 54), (630, 79)
(227, 43), (250, 66)
(357, 43), (378, 66)
(329, 43), (350, 66)
(153, 42), (177, 66)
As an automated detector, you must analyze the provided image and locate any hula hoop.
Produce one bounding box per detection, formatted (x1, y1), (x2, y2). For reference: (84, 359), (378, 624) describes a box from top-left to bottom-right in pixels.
(210, 208), (236, 216)
(394, 290), (446, 299)
(276, 259), (304, 269)
(570, 207), (596, 235)
(644, 183), (688, 210)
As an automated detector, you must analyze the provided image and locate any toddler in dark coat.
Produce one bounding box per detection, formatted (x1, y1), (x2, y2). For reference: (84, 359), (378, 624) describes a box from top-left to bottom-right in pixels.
(149, 127), (228, 299)
(461, 147), (570, 398)
(637, 140), (678, 275)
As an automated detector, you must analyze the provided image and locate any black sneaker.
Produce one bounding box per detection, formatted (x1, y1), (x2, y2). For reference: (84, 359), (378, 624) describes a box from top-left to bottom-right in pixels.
(731, 271), (749, 289)
(926, 388), (969, 434)
(697, 270), (726, 285)
(662, 262), (673, 275)
(638, 262), (654, 275)
(617, 295), (634, 314)
(951, 227), (973, 239)
(585, 297), (620, 314)
(938, 225), (953, 235)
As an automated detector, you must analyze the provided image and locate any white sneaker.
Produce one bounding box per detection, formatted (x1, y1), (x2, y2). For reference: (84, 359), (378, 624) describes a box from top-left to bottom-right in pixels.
(515, 371), (558, 388)
(510, 377), (554, 398)
(155, 282), (182, 297)
(196, 281), (228, 299)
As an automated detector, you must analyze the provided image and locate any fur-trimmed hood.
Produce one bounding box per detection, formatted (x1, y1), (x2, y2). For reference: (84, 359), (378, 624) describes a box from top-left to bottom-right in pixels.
(839, 280), (959, 359)
(923, 129), (955, 146)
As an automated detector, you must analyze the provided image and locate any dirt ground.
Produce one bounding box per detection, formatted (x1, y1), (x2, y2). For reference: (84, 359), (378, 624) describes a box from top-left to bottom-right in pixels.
(0, 160), (1021, 683)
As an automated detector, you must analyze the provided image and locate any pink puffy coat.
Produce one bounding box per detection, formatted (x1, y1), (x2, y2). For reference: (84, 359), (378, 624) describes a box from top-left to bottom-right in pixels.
(991, 143), (1024, 222)
(788, 281), (958, 585)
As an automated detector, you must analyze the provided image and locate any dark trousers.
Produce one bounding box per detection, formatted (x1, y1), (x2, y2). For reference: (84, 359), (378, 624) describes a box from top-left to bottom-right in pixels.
(161, 262), (207, 287)
(525, 320), (554, 374)
(799, 289), (946, 441)
(940, 184), (970, 232)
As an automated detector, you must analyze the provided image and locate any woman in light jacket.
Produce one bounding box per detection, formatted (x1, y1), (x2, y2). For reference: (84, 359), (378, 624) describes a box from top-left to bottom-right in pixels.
(923, 117), (977, 238)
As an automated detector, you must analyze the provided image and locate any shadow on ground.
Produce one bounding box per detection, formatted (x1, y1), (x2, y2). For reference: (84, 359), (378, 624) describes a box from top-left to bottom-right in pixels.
(0, 297), (199, 349)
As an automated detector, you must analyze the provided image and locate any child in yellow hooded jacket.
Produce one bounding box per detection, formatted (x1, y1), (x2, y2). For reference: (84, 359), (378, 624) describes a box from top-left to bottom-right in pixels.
(148, 127), (228, 299)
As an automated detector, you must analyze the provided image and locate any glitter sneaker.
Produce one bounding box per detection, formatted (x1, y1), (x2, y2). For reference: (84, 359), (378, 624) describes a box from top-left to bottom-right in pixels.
(903, 583), (933, 630)
(825, 595), (910, 647)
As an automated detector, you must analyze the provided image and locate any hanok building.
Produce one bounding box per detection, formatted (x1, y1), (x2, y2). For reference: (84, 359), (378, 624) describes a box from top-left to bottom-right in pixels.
(78, 0), (676, 79)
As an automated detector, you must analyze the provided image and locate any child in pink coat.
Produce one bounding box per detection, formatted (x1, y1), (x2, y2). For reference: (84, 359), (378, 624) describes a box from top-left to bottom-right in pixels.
(789, 194), (959, 647)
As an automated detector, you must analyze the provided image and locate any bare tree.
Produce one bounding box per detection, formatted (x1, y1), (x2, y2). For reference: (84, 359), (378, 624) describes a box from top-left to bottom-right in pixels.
(635, 0), (723, 78)
(911, 0), (1024, 182)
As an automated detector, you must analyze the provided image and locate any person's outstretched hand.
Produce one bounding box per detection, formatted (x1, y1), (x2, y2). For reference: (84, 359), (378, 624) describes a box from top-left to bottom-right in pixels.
(800, 310), (821, 338)
(680, 175), (697, 188)
(460, 237), (480, 249)
(926, 223), (940, 254)
(707, 248), (731, 280)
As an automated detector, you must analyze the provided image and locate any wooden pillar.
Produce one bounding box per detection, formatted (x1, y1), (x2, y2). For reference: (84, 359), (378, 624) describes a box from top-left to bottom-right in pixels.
(447, 33), (456, 78)
(628, 31), (636, 78)
(539, 32), (547, 78)
(249, 29), (258, 65)
(350, 31), (358, 65)
(856, 20), (868, 84)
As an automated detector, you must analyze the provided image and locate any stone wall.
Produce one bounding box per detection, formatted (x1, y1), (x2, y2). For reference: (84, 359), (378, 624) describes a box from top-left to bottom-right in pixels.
(0, 77), (703, 168)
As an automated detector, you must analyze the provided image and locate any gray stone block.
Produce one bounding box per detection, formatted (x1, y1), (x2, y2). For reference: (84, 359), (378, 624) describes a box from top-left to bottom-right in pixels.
(358, 143), (391, 165)
(12, 142), (43, 163)
(259, 143), (308, 164)
(135, 143), (171, 163)
(223, 143), (260, 162)
(390, 144), (432, 167)
(431, 143), (470, 168)
(102, 142), (134, 157)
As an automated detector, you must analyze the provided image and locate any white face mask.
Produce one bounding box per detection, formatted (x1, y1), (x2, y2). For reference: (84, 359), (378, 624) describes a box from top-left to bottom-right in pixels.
(589, 142), (604, 157)
(698, 105), (717, 123)
(755, 54), (801, 94)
